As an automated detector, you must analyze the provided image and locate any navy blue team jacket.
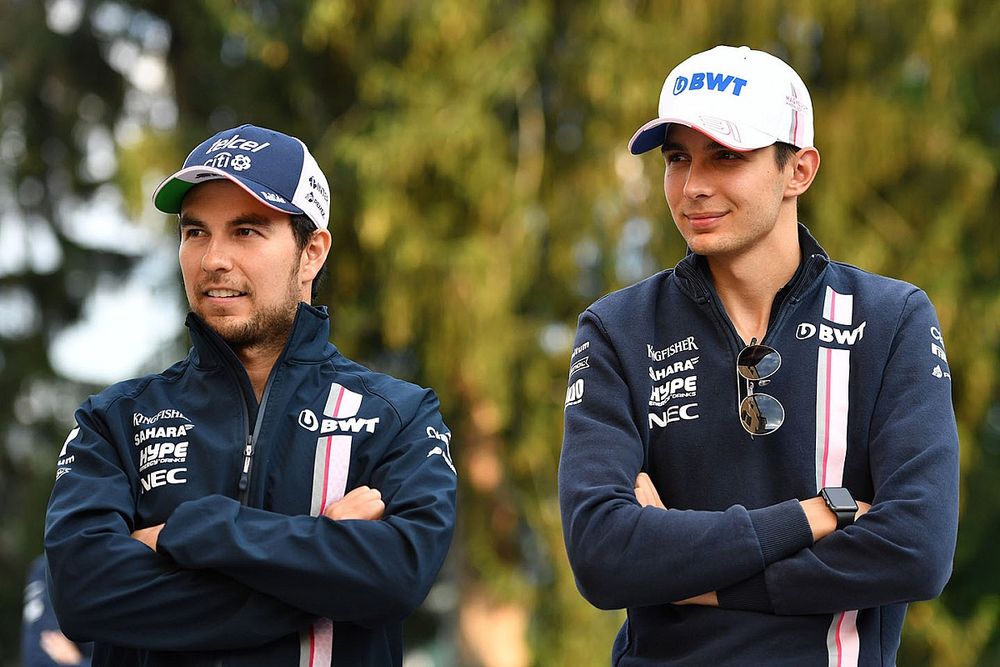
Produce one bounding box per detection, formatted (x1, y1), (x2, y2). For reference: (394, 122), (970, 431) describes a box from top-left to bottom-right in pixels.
(45, 303), (457, 666)
(559, 225), (959, 666)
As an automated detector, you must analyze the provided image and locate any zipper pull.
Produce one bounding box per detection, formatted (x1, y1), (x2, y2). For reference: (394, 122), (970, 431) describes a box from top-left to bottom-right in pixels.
(238, 435), (253, 494)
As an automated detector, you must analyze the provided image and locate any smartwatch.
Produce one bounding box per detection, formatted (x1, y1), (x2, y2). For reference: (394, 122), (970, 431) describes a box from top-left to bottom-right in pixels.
(820, 487), (858, 530)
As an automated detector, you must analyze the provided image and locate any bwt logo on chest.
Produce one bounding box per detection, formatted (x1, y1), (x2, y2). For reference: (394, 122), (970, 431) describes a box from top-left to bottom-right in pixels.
(673, 72), (748, 96)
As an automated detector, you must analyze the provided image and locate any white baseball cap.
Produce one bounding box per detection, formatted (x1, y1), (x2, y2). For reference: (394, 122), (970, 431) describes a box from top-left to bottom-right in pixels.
(628, 45), (814, 155)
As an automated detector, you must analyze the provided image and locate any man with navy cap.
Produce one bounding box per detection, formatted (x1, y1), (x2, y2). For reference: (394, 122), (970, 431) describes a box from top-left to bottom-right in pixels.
(45, 125), (457, 666)
(559, 46), (959, 665)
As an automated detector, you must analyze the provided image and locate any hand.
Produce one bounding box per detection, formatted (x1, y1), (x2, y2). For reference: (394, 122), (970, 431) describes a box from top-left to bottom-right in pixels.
(635, 472), (666, 509)
(131, 523), (164, 551)
(40, 630), (84, 665)
(673, 591), (719, 607)
(323, 485), (385, 521)
(800, 497), (872, 542)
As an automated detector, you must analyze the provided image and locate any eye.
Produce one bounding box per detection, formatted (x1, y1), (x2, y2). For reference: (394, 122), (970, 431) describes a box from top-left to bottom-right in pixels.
(235, 227), (259, 237)
(717, 150), (743, 160)
(663, 152), (689, 164)
(181, 227), (206, 239)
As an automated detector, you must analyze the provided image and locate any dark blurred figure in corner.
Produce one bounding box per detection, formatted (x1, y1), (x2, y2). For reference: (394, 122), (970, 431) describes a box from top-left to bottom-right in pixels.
(22, 555), (93, 667)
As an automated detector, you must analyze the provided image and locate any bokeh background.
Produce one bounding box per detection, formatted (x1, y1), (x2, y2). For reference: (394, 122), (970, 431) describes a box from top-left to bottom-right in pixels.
(2, 1), (999, 665)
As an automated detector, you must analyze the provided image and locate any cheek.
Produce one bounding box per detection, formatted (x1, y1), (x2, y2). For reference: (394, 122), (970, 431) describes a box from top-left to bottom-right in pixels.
(178, 249), (197, 285)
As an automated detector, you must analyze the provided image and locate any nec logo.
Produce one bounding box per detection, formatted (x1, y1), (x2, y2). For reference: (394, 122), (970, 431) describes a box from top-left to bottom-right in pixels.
(673, 72), (748, 96)
(796, 321), (867, 346)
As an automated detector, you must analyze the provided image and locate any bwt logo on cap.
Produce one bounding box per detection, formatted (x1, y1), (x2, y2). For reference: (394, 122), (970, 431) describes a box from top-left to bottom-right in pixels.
(673, 72), (748, 96)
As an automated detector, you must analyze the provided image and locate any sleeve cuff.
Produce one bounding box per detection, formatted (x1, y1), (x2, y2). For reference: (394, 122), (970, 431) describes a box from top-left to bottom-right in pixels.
(158, 495), (238, 566)
(717, 572), (773, 612)
(747, 498), (813, 565)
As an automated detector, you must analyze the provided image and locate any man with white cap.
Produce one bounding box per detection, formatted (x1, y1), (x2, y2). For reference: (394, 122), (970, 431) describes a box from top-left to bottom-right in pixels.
(559, 46), (959, 665)
(45, 125), (457, 666)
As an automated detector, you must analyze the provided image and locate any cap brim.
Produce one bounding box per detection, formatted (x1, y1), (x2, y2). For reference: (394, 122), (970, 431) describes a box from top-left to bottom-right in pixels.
(152, 166), (303, 217)
(628, 117), (777, 154)
(628, 119), (672, 155)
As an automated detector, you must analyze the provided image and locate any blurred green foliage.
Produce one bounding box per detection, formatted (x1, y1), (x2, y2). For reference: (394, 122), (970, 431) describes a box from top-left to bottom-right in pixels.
(1, 1), (998, 665)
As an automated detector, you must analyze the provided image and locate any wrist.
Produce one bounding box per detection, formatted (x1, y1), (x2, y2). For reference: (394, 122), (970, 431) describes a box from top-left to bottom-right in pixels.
(820, 486), (858, 530)
(800, 497), (837, 542)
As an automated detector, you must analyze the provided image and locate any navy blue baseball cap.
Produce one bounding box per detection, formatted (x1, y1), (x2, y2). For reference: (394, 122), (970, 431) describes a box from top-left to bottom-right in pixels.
(153, 124), (330, 230)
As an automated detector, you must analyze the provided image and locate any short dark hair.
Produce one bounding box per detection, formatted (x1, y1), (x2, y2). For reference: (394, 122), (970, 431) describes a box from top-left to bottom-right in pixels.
(291, 214), (327, 301)
(773, 142), (799, 170)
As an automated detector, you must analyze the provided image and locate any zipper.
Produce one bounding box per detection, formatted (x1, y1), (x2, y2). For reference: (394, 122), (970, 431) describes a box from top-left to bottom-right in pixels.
(190, 307), (305, 506)
(761, 253), (825, 346)
(681, 264), (744, 354)
(238, 370), (280, 505)
(238, 435), (253, 502)
(188, 317), (274, 507)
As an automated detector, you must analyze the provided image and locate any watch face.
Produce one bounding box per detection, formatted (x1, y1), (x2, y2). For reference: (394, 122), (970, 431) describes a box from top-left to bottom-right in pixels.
(823, 487), (857, 511)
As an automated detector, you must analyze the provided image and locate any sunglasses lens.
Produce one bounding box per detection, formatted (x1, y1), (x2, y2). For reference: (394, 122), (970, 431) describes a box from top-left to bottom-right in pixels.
(740, 393), (785, 435)
(737, 345), (781, 380)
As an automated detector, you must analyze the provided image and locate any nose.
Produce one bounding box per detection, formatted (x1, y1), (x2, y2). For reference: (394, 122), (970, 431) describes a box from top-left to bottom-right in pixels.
(200, 237), (233, 273)
(682, 158), (713, 200)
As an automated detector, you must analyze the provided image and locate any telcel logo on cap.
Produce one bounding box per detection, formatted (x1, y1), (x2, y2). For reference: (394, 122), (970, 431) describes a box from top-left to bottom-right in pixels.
(206, 134), (272, 154)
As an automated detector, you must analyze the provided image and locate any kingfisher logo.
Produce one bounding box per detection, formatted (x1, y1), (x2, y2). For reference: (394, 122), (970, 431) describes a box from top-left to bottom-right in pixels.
(673, 72), (748, 96)
(299, 383), (380, 435)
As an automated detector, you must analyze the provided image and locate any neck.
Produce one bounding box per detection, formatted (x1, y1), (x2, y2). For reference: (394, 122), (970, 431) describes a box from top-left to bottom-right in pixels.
(707, 221), (801, 345)
(234, 341), (286, 402)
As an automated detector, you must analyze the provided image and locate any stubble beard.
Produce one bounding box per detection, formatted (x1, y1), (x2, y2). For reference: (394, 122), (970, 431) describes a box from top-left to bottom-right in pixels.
(198, 269), (301, 356)
(216, 299), (298, 354)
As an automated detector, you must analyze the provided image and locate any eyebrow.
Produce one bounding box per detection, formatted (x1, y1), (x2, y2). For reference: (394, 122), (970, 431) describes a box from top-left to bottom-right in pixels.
(661, 139), (733, 154)
(178, 213), (276, 230)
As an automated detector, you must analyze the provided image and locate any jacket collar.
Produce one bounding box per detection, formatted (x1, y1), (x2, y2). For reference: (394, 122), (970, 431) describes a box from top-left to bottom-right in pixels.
(675, 222), (830, 302)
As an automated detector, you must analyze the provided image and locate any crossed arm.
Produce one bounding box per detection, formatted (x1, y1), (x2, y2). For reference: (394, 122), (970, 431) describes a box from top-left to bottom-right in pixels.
(561, 298), (957, 614)
(633, 473), (871, 607)
(131, 485), (387, 551)
(46, 392), (456, 648)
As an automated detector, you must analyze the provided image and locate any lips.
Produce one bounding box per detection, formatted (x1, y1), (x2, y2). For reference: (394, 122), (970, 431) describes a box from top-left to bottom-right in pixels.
(684, 211), (728, 229)
(205, 289), (247, 298)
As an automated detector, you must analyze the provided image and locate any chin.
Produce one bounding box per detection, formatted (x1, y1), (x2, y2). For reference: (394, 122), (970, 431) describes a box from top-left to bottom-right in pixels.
(684, 235), (720, 256)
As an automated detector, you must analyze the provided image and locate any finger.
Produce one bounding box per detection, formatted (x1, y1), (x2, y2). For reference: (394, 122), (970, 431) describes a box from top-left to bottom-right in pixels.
(637, 473), (665, 509)
(344, 499), (384, 521)
(635, 486), (650, 507)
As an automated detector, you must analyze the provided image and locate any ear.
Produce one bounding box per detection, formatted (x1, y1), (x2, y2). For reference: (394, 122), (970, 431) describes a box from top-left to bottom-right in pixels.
(785, 146), (820, 198)
(298, 228), (332, 285)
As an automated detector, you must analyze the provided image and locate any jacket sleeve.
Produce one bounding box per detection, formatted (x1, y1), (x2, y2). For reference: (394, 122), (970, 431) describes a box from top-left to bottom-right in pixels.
(717, 290), (960, 614)
(156, 389), (457, 624)
(559, 310), (814, 610)
(44, 402), (315, 650)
